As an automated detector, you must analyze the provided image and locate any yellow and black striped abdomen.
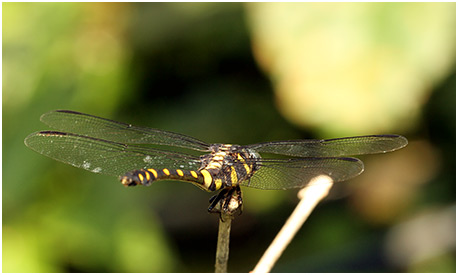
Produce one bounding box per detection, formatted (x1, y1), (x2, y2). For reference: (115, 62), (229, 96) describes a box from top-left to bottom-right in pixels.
(120, 145), (261, 192)
(120, 168), (224, 192)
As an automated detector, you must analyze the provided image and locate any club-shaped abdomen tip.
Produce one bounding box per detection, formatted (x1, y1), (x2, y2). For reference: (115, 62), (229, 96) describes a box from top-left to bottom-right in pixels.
(120, 172), (138, 187)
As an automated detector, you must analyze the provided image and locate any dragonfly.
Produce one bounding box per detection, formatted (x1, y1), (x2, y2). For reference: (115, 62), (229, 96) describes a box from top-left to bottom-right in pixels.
(25, 110), (408, 215)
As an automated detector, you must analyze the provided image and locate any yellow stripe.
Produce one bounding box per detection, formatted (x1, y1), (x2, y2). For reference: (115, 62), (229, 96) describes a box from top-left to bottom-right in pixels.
(148, 169), (158, 178)
(138, 173), (144, 182)
(190, 171), (198, 178)
(162, 168), (170, 176)
(230, 166), (238, 183)
(243, 163), (251, 174)
(200, 169), (213, 187)
(213, 155), (224, 161)
(207, 162), (222, 169)
(214, 178), (223, 190)
(176, 169), (184, 177)
(144, 170), (150, 181)
(237, 154), (251, 174)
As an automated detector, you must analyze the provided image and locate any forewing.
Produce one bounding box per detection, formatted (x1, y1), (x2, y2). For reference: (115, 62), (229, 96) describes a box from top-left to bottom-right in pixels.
(24, 131), (202, 177)
(40, 110), (210, 151)
(249, 135), (408, 157)
(242, 157), (364, 190)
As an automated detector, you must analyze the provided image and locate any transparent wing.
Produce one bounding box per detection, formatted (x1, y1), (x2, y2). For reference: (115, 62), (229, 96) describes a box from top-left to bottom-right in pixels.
(241, 157), (364, 190)
(249, 135), (408, 157)
(24, 131), (202, 177)
(40, 110), (210, 151)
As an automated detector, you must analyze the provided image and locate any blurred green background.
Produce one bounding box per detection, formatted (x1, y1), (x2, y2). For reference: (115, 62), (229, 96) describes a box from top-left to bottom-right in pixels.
(3, 2), (455, 272)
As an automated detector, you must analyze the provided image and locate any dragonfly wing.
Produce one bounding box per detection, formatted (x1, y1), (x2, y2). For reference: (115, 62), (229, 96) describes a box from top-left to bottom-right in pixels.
(241, 157), (364, 190)
(25, 131), (202, 177)
(40, 110), (210, 151)
(249, 135), (408, 157)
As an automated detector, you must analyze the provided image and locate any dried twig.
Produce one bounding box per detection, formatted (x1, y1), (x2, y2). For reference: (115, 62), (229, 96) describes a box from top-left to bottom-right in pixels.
(214, 187), (242, 272)
(215, 213), (233, 273)
(252, 175), (334, 273)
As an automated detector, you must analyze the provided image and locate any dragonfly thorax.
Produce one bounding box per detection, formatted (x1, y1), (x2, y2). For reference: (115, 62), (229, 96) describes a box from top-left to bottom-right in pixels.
(200, 144), (261, 188)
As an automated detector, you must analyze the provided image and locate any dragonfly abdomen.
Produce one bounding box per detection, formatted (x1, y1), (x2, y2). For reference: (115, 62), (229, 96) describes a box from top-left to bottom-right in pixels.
(120, 168), (225, 192)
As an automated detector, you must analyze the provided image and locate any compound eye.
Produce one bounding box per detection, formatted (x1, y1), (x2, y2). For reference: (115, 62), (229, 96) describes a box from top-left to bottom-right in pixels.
(248, 149), (261, 159)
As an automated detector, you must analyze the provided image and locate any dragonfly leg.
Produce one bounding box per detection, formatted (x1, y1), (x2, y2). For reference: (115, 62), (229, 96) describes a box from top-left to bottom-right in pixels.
(208, 186), (243, 218)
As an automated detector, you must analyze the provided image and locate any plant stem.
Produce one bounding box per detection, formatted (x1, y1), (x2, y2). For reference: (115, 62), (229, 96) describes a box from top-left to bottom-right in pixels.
(215, 213), (232, 273)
